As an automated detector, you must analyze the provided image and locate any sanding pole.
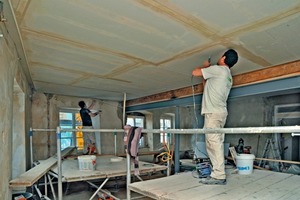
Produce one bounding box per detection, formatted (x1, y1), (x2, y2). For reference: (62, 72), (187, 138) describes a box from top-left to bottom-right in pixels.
(56, 126), (62, 200)
(123, 92), (126, 125)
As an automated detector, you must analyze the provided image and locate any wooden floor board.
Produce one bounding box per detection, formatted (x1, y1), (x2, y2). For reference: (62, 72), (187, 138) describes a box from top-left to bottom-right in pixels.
(244, 173), (300, 200)
(9, 157), (57, 187)
(282, 191), (300, 200)
(210, 171), (291, 200)
(9, 147), (76, 187)
(129, 170), (300, 200)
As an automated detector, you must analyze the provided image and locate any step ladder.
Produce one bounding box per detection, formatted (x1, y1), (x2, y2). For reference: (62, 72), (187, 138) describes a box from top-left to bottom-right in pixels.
(259, 137), (283, 170)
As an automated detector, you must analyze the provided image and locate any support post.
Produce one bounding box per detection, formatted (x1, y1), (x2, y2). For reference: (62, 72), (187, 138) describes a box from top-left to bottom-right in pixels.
(123, 93), (131, 200)
(56, 126), (62, 200)
(126, 153), (131, 200)
(174, 106), (180, 173)
(167, 133), (171, 176)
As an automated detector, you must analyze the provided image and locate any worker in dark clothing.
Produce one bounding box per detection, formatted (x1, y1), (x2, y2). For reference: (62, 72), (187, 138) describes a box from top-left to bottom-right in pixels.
(78, 100), (100, 154)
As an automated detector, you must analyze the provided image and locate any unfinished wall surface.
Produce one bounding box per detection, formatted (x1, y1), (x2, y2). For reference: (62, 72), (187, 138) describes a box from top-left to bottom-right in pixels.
(31, 93), (123, 160)
(98, 99), (123, 154)
(132, 92), (299, 160)
(0, 31), (15, 200)
(0, 30), (32, 199)
(226, 96), (268, 156)
(264, 93), (300, 161)
(12, 90), (25, 179)
(142, 106), (203, 153)
(226, 93), (300, 157)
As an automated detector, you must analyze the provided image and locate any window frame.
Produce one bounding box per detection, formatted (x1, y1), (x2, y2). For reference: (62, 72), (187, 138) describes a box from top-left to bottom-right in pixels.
(59, 109), (83, 150)
(160, 114), (174, 144)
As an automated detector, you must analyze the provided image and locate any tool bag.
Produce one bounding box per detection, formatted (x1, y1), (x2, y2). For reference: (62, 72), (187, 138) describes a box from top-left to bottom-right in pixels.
(124, 125), (142, 175)
(196, 161), (211, 178)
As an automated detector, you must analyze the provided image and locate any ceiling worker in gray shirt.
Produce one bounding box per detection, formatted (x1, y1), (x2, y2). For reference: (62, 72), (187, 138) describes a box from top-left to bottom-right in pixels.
(192, 49), (238, 185)
(78, 100), (101, 155)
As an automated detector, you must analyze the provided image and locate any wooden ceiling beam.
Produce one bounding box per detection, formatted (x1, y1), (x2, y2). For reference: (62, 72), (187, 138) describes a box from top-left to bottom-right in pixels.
(127, 60), (300, 107)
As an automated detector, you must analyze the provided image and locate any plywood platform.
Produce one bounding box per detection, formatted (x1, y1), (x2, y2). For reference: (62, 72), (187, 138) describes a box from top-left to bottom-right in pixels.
(51, 155), (167, 182)
(129, 170), (300, 200)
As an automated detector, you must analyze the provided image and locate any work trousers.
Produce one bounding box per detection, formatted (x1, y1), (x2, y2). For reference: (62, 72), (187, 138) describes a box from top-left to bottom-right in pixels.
(204, 113), (227, 180)
(82, 126), (96, 154)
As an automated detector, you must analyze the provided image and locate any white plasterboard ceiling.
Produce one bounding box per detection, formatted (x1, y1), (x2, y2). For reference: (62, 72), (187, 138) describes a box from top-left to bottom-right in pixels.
(8, 0), (300, 101)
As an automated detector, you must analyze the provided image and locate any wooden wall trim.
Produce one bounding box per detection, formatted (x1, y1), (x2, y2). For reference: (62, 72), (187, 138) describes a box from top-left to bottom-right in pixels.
(127, 60), (300, 107)
(233, 60), (300, 87)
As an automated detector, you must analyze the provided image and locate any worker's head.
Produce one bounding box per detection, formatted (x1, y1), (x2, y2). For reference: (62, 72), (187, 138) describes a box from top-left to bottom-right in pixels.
(78, 101), (86, 108)
(218, 49), (238, 68)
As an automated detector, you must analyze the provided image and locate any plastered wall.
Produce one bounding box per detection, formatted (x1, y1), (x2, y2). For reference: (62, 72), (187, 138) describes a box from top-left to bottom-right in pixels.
(0, 30), (32, 199)
(0, 32), (15, 200)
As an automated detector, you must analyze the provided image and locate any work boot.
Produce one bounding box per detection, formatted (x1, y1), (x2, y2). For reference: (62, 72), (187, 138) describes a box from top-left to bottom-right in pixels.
(199, 176), (226, 185)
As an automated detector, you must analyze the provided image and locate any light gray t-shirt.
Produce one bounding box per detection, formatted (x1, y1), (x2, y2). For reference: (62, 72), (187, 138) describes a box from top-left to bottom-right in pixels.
(201, 65), (232, 115)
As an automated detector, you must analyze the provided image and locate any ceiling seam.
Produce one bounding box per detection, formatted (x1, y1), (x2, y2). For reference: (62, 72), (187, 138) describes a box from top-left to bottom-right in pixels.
(134, 0), (218, 37)
(21, 28), (153, 64)
(13, 0), (30, 25)
(34, 80), (128, 94)
(30, 61), (131, 83)
(134, 0), (296, 67)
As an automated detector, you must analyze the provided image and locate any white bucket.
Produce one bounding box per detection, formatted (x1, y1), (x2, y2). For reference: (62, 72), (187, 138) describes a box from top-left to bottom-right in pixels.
(236, 154), (255, 175)
(78, 155), (97, 171)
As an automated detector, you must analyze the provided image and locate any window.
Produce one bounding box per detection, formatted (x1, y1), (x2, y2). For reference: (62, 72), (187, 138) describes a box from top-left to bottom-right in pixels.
(160, 117), (172, 143)
(126, 116), (145, 147)
(59, 111), (83, 150)
(127, 116), (144, 128)
(273, 103), (300, 162)
(274, 103), (300, 126)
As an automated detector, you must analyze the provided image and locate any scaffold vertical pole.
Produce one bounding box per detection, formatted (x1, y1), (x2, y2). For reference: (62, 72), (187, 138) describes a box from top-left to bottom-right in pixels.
(56, 126), (62, 200)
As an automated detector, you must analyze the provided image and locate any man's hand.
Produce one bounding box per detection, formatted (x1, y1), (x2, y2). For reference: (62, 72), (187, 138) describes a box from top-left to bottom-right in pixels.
(192, 58), (211, 77)
(96, 110), (102, 115)
(203, 60), (211, 68)
(88, 99), (97, 109)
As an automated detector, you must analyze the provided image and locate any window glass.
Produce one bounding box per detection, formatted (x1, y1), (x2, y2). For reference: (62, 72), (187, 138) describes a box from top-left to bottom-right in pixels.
(160, 117), (172, 143)
(59, 111), (84, 150)
(127, 118), (134, 126)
